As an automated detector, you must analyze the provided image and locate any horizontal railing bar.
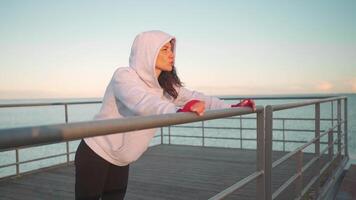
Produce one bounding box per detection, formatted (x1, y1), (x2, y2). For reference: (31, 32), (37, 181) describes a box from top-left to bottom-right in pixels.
(272, 150), (297, 169)
(0, 162), (17, 169)
(163, 134), (333, 146)
(272, 140), (322, 169)
(171, 126), (331, 134)
(302, 156), (319, 173)
(208, 171), (263, 200)
(170, 125), (319, 133)
(0, 106), (262, 150)
(272, 140), (328, 144)
(165, 132), (337, 141)
(0, 151), (76, 169)
(0, 161), (75, 181)
(164, 135), (331, 146)
(273, 139), (329, 145)
(8, 135), (327, 172)
(301, 174), (319, 199)
(18, 151), (75, 165)
(272, 124), (340, 168)
(272, 96), (346, 111)
(165, 135), (242, 140)
(272, 173), (300, 199)
(0, 141), (80, 153)
(167, 135), (261, 143)
(172, 117), (337, 122)
(170, 126), (241, 130)
(273, 118), (336, 121)
(272, 144), (320, 170)
(294, 128), (336, 153)
(319, 153), (342, 177)
(0, 136), (334, 154)
(319, 159), (333, 178)
(221, 96), (335, 100)
(0, 100), (102, 108)
(261, 128), (315, 132)
(202, 116), (336, 121)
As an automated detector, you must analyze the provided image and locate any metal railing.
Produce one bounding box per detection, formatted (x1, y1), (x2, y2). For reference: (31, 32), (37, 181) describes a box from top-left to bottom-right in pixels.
(264, 97), (348, 200)
(0, 96), (348, 200)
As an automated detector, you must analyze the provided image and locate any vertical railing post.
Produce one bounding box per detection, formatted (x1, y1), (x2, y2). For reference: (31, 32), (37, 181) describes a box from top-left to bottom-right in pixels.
(344, 98), (348, 157)
(282, 119), (285, 152)
(337, 99), (341, 157)
(64, 104), (69, 123)
(295, 150), (303, 199)
(328, 102), (334, 161)
(265, 105), (273, 200)
(64, 104), (70, 163)
(202, 121), (205, 147)
(239, 99), (243, 149)
(160, 127), (164, 144)
(168, 126), (171, 144)
(315, 103), (320, 197)
(256, 110), (265, 200)
(15, 148), (20, 176)
(240, 115), (243, 149)
(328, 129), (333, 161)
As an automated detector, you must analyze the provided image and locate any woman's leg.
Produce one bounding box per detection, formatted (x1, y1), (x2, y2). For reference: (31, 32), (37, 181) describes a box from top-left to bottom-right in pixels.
(75, 140), (110, 200)
(102, 164), (130, 200)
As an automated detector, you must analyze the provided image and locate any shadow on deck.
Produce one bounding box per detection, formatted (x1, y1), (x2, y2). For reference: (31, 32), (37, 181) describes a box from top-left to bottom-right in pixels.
(0, 144), (319, 200)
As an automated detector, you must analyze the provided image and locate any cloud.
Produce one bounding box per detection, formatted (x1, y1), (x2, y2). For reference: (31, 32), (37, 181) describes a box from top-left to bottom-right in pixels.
(315, 81), (333, 91)
(350, 79), (356, 92)
(193, 84), (310, 95)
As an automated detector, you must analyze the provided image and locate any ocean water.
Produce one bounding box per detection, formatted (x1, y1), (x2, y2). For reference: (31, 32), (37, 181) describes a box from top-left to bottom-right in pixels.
(0, 94), (355, 178)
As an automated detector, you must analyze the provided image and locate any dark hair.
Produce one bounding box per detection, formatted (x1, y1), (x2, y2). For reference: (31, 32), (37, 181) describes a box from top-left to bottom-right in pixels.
(158, 66), (183, 99)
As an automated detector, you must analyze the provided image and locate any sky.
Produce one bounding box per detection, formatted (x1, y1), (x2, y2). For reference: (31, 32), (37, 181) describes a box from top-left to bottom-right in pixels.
(0, 0), (355, 99)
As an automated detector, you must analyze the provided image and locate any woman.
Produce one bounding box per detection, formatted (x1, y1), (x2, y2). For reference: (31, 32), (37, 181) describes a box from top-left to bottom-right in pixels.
(75, 30), (255, 200)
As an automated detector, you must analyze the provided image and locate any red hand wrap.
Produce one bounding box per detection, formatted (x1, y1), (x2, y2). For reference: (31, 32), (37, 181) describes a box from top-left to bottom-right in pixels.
(231, 99), (256, 110)
(177, 100), (200, 112)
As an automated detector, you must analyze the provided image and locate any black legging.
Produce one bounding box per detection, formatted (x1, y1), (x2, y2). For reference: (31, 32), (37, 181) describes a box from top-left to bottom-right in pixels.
(75, 140), (129, 200)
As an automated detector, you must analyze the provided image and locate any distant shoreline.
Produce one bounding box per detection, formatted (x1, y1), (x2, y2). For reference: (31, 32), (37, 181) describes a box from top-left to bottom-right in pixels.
(0, 93), (355, 102)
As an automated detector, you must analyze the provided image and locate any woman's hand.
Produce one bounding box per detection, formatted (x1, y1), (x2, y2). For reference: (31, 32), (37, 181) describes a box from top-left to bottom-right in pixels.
(178, 100), (206, 116)
(231, 99), (256, 111)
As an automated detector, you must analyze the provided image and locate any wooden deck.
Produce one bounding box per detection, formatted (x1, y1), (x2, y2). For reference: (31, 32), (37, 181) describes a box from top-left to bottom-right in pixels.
(0, 144), (319, 200)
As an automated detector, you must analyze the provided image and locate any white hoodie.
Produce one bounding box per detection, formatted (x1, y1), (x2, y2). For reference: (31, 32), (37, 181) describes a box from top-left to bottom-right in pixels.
(84, 30), (230, 166)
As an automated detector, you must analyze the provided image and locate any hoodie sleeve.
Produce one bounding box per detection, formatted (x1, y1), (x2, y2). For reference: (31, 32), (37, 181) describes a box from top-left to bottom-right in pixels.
(112, 69), (177, 116)
(174, 87), (230, 110)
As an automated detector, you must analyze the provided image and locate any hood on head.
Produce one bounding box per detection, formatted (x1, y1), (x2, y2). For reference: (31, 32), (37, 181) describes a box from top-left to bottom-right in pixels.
(129, 30), (176, 88)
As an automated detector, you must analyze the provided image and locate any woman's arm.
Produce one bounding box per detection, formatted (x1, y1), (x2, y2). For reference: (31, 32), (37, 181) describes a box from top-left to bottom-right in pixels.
(112, 69), (177, 116)
(173, 87), (230, 110)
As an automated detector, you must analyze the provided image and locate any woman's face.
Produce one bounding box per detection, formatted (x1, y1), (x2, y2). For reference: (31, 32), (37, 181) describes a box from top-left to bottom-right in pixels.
(155, 41), (174, 77)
